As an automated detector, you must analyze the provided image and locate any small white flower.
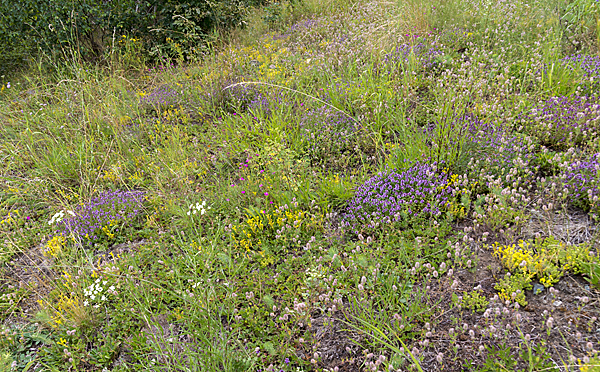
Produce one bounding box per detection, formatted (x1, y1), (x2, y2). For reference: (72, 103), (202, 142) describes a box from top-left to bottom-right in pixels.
(90, 295), (95, 300)
(101, 295), (106, 301)
(84, 301), (88, 306)
(109, 286), (115, 291)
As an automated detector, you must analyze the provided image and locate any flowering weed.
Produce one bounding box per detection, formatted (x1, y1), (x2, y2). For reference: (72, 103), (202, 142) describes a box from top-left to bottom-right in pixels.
(342, 160), (464, 234)
(51, 190), (146, 246)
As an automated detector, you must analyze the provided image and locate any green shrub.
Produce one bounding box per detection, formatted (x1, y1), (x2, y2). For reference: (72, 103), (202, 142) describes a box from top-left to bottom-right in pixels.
(0, 0), (270, 74)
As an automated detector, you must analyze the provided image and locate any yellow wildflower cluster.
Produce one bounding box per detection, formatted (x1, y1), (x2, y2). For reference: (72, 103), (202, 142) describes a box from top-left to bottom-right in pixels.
(38, 292), (84, 328)
(118, 34), (139, 44)
(56, 188), (74, 201)
(231, 206), (324, 252)
(492, 240), (565, 288)
(491, 237), (600, 304)
(159, 106), (190, 124)
(446, 202), (466, 220)
(4, 185), (30, 195)
(101, 219), (119, 239)
(125, 154), (160, 184)
(439, 173), (472, 220)
(43, 235), (66, 258)
(384, 142), (400, 154)
(222, 34), (310, 85)
(190, 240), (202, 252)
(98, 164), (123, 182)
(579, 356), (600, 372)
(0, 209), (20, 228)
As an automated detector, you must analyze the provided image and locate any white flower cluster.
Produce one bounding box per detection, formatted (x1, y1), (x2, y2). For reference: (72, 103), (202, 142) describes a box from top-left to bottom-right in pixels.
(187, 200), (210, 216)
(83, 278), (115, 308)
(48, 210), (75, 225)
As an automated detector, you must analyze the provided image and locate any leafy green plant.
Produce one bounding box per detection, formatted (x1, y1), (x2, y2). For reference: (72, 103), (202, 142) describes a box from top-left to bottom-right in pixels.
(494, 272), (532, 306)
(520, 341), (555, 372)
(452, 290), (489, 313)
(0, 0), (270, 74)
(0, 324), (51, 371)
(579, 261), (600, 290)
(476, 342), (518, 372)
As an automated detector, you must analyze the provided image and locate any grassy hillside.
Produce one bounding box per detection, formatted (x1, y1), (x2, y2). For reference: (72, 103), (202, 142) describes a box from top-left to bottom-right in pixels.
(1, 0), (600, 370)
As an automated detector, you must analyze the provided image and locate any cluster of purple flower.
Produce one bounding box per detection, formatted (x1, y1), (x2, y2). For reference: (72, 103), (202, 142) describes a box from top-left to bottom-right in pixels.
(274, 19), (319, 40)
(560, 54), (600, 92)
(559, 154), (600, 212)
(342, 161), (454, 234)
(289, 19), (318, 33)
(299, 105), (359, 161)
(141, 85), (181, 107)
(382, 43), (444, 72)
(463, 120), (535, 183)
(225, 84), (283, 116)
(55, 190), (146, 241)
(316, 82), (353, 104)
(419, 114), (534, 184)
(519, 95), (600, 149)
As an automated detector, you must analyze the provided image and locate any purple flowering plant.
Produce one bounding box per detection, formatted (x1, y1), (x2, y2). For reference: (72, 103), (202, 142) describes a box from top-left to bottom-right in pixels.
(53, 190), (146, 244)
(462, 121), (537, 188)
(397, 114), (535, 189)
(298, 105), (360, 164)
(557, 153), (600, 214)
(224, 83), (285, 117)
(141, 84), (181, 108)
(560, 54), (600, 95)
(342, 160), (459, 235)
(519, 96), (600, 150)
(382, 42), (444, 74)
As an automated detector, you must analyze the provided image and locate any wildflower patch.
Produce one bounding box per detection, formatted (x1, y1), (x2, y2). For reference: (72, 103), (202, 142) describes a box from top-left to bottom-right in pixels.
(342, 161), (467, 234)
(49, 190), (146, 246)
(491, 237), (599, 305)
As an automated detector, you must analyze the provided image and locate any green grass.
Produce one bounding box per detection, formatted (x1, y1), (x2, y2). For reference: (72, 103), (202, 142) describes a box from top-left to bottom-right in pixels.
(1, 0), (600, 371)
